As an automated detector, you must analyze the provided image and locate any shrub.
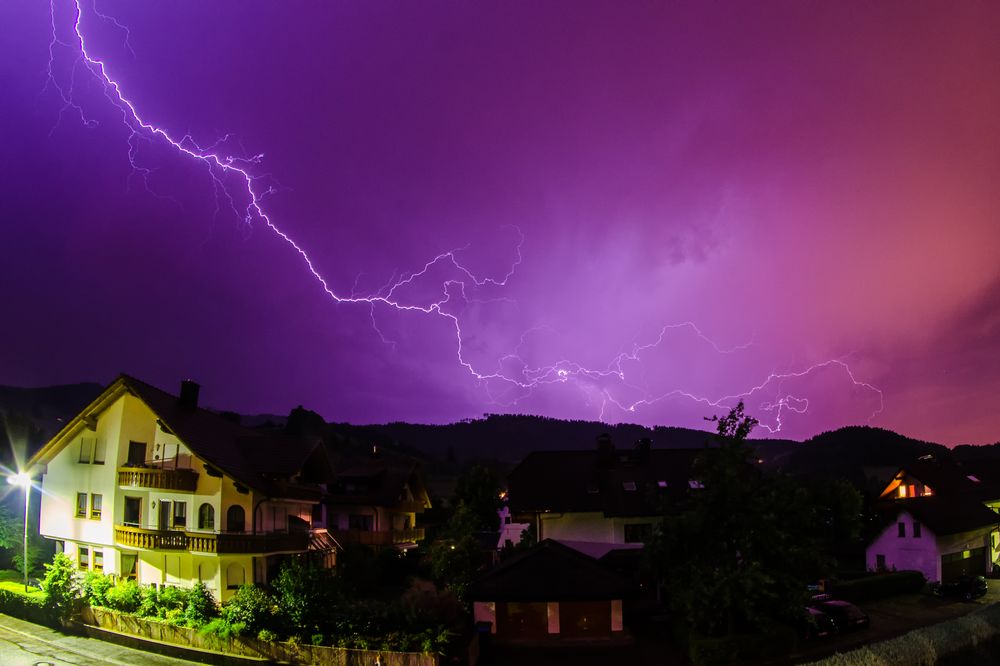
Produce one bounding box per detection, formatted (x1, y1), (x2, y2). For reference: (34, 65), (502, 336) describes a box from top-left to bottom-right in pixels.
(689, 624), (798, 666)
(184, 582), (218, 627)
(156, 585), (189, 618)
(80, 571), (113, 607)
(831, 570), (926, 603)
(0, 588), (56, 627)
(104, 579), (142, 614)
(41, 553), (79, 621)
(257, 628), (279, 642)
(138, 584), (159, 617)
(220, 584), (276, 637)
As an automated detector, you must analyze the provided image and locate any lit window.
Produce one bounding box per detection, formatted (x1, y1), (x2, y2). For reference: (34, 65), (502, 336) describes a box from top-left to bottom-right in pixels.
(657, 480), (668, 489)
(968, 475), (981, 484)
(898, 485), (907, 498)
(76, 493), (87, 517)
(924, 485), (933, 496)
(90, 494), (102, 519)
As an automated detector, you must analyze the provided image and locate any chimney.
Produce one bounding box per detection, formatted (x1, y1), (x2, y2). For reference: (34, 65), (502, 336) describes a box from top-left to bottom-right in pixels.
(179, 380), (200, 409)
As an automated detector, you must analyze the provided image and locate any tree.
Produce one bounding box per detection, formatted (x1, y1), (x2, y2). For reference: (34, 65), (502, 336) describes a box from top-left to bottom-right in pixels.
(647, 402), (858, 636)
(452, 465), (503, 533)
(41, 552), (80, 622)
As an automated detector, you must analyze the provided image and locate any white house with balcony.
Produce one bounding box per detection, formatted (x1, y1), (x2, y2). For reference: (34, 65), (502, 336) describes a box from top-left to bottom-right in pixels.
(27, 375), (335, 601)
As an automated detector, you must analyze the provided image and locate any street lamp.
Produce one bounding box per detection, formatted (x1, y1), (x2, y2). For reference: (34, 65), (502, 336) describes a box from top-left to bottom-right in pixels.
(8, 472), (31, 593)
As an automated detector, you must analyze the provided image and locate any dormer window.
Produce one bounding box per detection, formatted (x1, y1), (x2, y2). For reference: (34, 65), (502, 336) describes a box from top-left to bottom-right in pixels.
(657, 480), (668, 489)
(689, 479), (704, 490)
(622, 481), (637, 492)
(968, 475), (981, 484)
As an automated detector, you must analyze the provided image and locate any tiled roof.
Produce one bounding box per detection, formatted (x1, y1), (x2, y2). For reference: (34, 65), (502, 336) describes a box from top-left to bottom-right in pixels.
(507, 447), (699, 517)
(885, 496), (1000, 536)
(323, 453), (430, 508)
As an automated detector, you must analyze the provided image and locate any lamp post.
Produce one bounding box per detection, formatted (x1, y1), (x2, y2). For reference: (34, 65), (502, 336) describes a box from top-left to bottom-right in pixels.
(8, 472), (31, 593)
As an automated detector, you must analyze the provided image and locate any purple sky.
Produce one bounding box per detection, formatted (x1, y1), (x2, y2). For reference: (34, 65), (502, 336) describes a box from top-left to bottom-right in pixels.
(2, 1), (999, 444)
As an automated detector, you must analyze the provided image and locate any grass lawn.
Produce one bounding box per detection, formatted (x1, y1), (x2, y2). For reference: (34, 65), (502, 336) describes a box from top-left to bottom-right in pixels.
(0, 568), (44, 598)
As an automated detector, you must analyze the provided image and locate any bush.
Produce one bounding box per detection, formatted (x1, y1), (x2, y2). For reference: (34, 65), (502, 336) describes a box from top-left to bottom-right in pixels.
(220, 584), (276, 637)
(80, 571), (113, 607)
(104, 579), (142, 614)
(831, 570), (926, 603)
(0, 588), (57, 627)
(689, 624), (798, 666)
(138, 584), (159, 617)
(41, 553), (79, 621)
(155, 585), (189, 618)
(184, 582), (218, 627)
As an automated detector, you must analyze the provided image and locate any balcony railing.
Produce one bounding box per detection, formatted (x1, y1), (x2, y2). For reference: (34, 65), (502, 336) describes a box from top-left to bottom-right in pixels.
(117, 467), (199, 492)
(329, 527), (425, 546)
(114, 525), (310, 554)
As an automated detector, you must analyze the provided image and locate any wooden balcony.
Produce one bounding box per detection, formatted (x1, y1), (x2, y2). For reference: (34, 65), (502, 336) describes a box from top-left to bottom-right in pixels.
(114, 525), (310, 554)
(329, 527), (425, 547)
(117, 467), (199, 492)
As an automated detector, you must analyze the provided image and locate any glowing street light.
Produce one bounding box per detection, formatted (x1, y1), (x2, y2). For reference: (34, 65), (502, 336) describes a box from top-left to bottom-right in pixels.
(8, 472), (31, 593)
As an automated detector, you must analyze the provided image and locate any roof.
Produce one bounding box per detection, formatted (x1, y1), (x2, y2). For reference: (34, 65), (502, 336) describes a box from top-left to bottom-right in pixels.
(880, 496), (1000, 536)
(881, 457), (1000, 502)
(507, 447), (699, 517)
(323, 453), (431, 509)
(470, 539), (628, 602)
(30, 375), (323, 501)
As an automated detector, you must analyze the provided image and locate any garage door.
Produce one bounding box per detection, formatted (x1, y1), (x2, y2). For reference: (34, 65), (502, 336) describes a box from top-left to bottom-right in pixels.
(559, 601), (611, 639)
(497, 602), (548, 641)
(941, 547), (987, 582)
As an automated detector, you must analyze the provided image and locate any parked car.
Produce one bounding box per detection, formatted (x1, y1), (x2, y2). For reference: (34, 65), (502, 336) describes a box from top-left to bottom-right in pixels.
(932, 575), (988, 601)
(811, 595), (870, 631)
(800, 606), (839, 640)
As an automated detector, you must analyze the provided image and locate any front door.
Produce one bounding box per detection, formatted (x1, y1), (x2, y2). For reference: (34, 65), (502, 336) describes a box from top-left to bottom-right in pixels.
(123, 497), (141, 527)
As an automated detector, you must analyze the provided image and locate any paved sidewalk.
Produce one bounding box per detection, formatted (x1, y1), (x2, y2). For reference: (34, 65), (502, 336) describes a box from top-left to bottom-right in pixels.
(0, 612), (204, 666)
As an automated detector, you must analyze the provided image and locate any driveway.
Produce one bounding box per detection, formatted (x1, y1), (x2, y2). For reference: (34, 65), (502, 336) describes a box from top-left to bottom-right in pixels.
(0, 613), (203, 666)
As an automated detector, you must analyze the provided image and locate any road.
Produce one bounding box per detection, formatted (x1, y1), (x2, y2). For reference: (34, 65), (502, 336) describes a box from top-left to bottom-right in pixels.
(0, 613), (202, 666)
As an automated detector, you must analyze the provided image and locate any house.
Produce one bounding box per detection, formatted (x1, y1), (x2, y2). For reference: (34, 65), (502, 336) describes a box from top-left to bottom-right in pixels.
(507, 436), (698, 553)
(471, 539), (629, 645)
(867, 456), (1000, 581)
(866, 496), (1000, 582)
(26, 375), (336, 601)
(322, 452), (431, 550)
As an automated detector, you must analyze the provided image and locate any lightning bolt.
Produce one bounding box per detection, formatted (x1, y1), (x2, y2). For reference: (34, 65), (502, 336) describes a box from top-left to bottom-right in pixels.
(44, 0), (884, 435)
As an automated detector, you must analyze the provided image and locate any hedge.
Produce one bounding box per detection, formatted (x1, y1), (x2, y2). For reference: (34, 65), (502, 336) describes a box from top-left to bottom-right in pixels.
(0, 588), (59, 628)
(689, 624), (798, 666)
(804, 601), (1000, 666)
(829, 571), (926, 603)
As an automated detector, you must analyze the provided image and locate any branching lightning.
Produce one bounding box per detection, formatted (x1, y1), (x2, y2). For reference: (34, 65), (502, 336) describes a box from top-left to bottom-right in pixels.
(44, 0), (885, 434)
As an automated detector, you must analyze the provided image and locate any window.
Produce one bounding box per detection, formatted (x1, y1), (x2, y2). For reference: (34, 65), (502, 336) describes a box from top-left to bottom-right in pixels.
(90, 494), (102, 519)
(198, 503), (215, 530)
(876, 554), (886, 571)
(311, 504), (323, 524)
(624, 523), (653, 543)
(897, 522), (906, 538)
(349, 514), (374, 531)
(79, 439), (92, 463)
(92, 439), (106, 464)
(93, 549), (103, 572)
(657, 480), (668, 489)
(227, 505), (246, 533)
(79, 546), (89, 569)
(913, 522), (922, 538)
(622, 481), (637, 492)
(689, 479), (704, 489)
(226, 562), (245, 589)
(121, 554), (137, 580)
(76, 493), (87, 517)
(172, 501), (187, 528)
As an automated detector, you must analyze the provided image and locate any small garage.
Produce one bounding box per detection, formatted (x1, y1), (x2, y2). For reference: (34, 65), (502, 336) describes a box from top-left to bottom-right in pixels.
(471, 539), (628, 645)
(941, 547), (988, 582)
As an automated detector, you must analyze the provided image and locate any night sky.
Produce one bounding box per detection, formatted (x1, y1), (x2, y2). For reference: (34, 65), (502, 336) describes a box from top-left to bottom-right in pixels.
(2, 1), (999, 444)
